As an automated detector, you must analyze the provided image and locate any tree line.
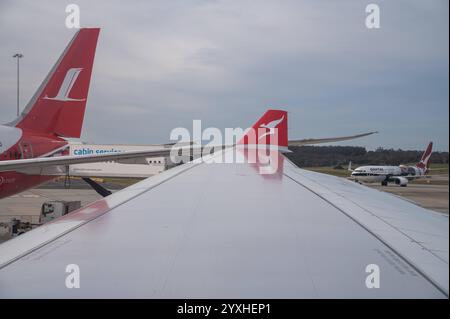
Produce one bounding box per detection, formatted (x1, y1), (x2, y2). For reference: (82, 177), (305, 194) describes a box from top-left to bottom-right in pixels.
(285, 146), (449, 168)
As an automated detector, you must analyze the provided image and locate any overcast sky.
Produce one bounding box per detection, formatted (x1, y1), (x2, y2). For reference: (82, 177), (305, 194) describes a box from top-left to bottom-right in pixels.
(0, 0), (448, 151)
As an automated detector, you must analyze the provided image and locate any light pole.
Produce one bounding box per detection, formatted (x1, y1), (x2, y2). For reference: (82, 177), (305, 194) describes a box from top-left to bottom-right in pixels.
(13, 53), (23, 117)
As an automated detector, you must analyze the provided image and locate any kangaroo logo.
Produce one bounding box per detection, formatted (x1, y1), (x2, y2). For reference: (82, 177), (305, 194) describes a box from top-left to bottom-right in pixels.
(44, 68), (85, 101)
(258, 115), (285, 140)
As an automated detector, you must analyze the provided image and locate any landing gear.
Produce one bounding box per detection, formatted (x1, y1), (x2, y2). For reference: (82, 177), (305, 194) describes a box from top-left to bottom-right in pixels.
(381, 181), (388, 186)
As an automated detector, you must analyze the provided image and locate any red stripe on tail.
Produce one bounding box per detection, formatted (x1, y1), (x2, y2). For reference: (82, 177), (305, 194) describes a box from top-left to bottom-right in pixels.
(416, 141), (433, 170)
(15, 28), (100, 138)
(238, 109), (288, 148)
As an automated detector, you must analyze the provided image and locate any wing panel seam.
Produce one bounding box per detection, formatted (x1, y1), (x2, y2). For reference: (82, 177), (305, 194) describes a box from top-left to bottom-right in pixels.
(282, 171), (448, 297)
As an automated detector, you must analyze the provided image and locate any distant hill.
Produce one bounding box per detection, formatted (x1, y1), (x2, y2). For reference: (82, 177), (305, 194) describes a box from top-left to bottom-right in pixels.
(285, 145), (449, 168)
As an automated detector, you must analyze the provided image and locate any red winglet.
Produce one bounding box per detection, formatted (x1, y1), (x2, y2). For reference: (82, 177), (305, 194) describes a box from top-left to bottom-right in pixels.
(238, 109), (288, 148)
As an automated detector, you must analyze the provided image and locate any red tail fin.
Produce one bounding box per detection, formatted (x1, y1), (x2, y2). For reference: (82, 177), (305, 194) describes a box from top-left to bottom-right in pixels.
(416, 142), (433, 171)
(13, 28), (100, 138)
(238, 109), (288, 148)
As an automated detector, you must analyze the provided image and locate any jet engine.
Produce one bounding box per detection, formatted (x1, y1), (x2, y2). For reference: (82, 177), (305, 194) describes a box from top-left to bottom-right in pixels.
(393, 176), (408, 187)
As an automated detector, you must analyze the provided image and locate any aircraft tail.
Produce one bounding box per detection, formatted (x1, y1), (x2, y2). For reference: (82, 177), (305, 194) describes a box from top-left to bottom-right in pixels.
(416, 142), (433, 172)
(238, 109), (288, 148)
(11, 28), (100, 138)
(348, 161), (353, 172)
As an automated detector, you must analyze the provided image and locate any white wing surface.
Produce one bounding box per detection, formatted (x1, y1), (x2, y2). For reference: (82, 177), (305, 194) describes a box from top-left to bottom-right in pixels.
(0, 149), (447, 298)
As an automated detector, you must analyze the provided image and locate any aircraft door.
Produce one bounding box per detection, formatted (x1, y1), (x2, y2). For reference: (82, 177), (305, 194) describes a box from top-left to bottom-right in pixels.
(19, 141), (33, 159)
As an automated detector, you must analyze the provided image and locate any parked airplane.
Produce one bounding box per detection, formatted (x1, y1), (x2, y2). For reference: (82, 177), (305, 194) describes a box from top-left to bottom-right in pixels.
(348, 142), (433, 187)
(0, 109), (447, 298)
(0, 28), (377, 199)
(0, 28), (175, 199)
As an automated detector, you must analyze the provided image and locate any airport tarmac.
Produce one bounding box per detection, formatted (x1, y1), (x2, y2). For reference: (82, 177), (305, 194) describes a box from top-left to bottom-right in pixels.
(0, 188), (103, 243)
(0, 188), (102, 225)
(368, 183), (449, 214)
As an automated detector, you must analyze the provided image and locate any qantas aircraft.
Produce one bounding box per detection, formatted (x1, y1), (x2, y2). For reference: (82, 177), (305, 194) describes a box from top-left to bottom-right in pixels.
(349, 142), (433, 187)
(0, 108), (448, 298)
(0, 28), (164, 198)
(0, 28), (377, 200)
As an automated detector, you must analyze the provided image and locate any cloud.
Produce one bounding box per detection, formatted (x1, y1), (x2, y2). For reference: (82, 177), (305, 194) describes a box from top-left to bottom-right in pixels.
(0, 0), (448, 150)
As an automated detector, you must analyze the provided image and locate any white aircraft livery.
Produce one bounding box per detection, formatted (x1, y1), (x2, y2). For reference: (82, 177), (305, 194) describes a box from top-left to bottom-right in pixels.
(349, 142), (433, 187)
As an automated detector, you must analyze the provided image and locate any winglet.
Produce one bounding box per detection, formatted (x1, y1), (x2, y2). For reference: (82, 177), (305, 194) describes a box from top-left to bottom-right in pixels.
(238, 109), (288, 148)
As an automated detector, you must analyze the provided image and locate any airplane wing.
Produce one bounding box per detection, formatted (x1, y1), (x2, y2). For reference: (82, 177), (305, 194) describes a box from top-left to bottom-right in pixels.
(0, 148), (173, 174)
(0, 131), (377, 175)
(0, 149), (447, 298)
(288, 131), (378, 146)
(0, 145), (224, 175)
(0, 111), (447, 298)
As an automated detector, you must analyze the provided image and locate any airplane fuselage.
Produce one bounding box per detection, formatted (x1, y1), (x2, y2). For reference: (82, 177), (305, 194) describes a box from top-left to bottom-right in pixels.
(0, 124), (68, 199)
(351, 165), (425, 184)
(0, 28), (100, 199)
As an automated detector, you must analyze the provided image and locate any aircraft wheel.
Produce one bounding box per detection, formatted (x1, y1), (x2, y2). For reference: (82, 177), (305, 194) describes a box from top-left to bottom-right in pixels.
(381, 181), (388, 186)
